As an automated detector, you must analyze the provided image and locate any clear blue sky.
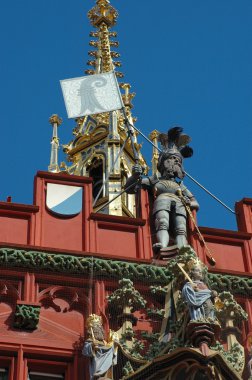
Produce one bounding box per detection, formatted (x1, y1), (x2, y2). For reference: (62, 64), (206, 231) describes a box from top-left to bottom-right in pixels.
(0, 0), (251, 230)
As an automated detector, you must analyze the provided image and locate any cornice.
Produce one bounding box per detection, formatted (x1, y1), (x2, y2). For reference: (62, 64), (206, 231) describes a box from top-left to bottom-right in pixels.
(0, 248), (252, 296)
(199, 226), (251, 240)
(0, 247), (170, 284)
(36, 171), (93, 184)
(0, 203), (39, 213)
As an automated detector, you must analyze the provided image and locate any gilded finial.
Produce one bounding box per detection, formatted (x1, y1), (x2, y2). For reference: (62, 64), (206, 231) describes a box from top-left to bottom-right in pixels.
(149, 130), (160, 141)
(88, 0), (118, 27)
(49, 114), (62, 126)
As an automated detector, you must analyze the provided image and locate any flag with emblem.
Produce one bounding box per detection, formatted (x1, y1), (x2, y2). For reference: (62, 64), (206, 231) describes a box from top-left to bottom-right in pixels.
(60, 71), (124, 119)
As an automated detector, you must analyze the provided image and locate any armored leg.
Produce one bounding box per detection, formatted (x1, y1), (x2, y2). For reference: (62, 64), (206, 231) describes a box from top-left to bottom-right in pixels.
(155, 210), (170, 248)
(173, 214), (188, 248)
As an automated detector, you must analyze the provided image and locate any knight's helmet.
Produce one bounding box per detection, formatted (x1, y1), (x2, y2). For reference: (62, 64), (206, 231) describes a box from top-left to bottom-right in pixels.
(157, 127), (193, 178)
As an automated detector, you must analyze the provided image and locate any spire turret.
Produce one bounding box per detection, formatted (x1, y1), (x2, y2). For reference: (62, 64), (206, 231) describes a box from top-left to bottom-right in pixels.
(48, 114), (62, 173)
(86, 0), (123, 77)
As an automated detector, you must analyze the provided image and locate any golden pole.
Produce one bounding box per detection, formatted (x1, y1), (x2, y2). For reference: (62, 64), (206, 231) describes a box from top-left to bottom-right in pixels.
(176, 189), (216, 266)
(177, 263), (194, 284)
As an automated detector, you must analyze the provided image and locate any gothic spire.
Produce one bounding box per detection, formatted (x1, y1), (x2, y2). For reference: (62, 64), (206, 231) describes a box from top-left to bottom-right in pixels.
(86, 0), (123, 78)
(56, 0), (147, 216)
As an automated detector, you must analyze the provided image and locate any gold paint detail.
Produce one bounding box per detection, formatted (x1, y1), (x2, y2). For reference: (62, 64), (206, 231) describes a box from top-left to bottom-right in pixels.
(88, 0), (118, 27)
(49, 114), (62, 126)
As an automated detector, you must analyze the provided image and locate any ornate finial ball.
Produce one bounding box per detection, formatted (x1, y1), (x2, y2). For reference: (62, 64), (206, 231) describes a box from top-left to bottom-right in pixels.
(86, 314), (102, 328)
(49, 114), (62, 126)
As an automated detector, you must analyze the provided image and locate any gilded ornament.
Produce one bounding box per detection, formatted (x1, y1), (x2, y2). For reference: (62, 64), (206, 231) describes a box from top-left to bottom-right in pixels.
(49, 114), (62, 126)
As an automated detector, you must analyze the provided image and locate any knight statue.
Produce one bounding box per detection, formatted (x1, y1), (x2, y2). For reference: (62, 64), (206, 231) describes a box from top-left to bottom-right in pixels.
(82, 314), (119, 380)
(125, 127), (199, 252)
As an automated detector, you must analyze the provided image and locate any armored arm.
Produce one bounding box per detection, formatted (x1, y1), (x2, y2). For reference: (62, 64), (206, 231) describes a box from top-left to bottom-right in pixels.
(124, 164), (150, 194)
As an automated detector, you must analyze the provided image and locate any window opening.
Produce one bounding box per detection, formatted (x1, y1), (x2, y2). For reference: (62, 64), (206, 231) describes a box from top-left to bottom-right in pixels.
(0, 369), (8, 380)
(89, 157), (104, 201)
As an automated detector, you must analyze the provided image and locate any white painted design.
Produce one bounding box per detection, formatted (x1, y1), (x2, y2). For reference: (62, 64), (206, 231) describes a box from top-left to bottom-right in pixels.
(60, 72), (124, 118)
(46, 183), (82, 216)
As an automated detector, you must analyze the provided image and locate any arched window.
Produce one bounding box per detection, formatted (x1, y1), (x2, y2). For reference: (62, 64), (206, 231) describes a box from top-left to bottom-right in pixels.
(89, 156), (105, 201)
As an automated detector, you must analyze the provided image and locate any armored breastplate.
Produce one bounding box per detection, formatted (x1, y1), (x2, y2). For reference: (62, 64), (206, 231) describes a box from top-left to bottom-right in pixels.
(154, 180), (181, 197)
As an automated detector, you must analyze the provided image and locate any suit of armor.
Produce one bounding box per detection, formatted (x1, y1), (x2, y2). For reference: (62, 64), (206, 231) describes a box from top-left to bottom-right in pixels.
(126, 154), (199, 250)
(126, 127), (199, 251)
(141, 175), (198, 249)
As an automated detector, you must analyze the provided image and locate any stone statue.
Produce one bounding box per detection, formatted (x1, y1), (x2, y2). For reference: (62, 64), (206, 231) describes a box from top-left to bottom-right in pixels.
(181, 260), (217, 320)
(82, 314), (119, 380)
(125, 127), (199, 251)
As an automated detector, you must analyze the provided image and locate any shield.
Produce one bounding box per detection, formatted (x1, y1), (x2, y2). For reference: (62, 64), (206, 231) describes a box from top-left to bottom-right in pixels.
(46, 183), (83, 216)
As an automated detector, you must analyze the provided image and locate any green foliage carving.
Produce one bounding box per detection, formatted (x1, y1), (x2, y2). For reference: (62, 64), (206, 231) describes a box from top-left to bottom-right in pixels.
(0, 248), (252, 297)
(216, 291), (248, 323)
(0, 248), (170, 284)
(120, 327), (135, 341)
(146, 307), (164, 319)
(107, 278), (146, 312)
(14, 304), (40, 330)
(211, 341), (245, 373)
(122, 361), (134, 377)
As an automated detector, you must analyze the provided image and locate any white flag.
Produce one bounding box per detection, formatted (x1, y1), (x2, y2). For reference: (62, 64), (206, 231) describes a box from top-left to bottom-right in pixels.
(60, 72), (124, 118)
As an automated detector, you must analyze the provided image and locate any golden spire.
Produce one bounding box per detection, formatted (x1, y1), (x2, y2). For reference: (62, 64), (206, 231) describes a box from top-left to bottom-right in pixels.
(88, 0), (118, 27)
(60, 1), (148, 217)
(86, 0), (123, 77)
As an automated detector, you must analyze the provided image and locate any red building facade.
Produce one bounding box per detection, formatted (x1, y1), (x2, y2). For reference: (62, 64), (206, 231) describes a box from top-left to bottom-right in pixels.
(0, 171), (251, 379)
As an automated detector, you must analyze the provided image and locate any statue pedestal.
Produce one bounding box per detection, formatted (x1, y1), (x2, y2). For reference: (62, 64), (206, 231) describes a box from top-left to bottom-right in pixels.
(186, 321), (220, 356)
(153, 245), (179, 260)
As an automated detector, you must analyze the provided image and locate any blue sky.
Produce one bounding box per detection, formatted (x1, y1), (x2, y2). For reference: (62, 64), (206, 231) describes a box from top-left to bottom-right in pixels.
(0, 0), (251, 231)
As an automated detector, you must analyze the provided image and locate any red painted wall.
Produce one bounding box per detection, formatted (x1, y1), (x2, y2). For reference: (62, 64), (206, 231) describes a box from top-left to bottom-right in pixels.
(0, 171), (251, 379)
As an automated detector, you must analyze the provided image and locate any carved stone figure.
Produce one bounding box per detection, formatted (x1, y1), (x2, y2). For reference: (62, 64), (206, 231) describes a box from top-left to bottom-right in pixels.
(82, 314), (119, 380)
(181, 261), (217, 320)
(125, 127), (199, 251)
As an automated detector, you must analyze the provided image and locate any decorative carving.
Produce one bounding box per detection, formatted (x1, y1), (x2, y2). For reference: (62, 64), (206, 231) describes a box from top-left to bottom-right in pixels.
(13, 303), (41, 330)
(83, 313), (119, 379)
(1, 248), (252, 295)
(146, 307), (164, 320)
(122, 361), (134, 377)
(211, 340), (245, 374)
(216, 291), (248, 325)
(0, 280), (19, 304)
(0, 248), (172, 283)
(121, 83), (136, 109)
(215, 291), (247, 374)
(99, 22), (114, 72)
(108, 279), (146, 355)
(38, 286), (89, 313)
(49, 114), (62, 126)
(88, 0), (118, 27)
(107, 279), (146, 314)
